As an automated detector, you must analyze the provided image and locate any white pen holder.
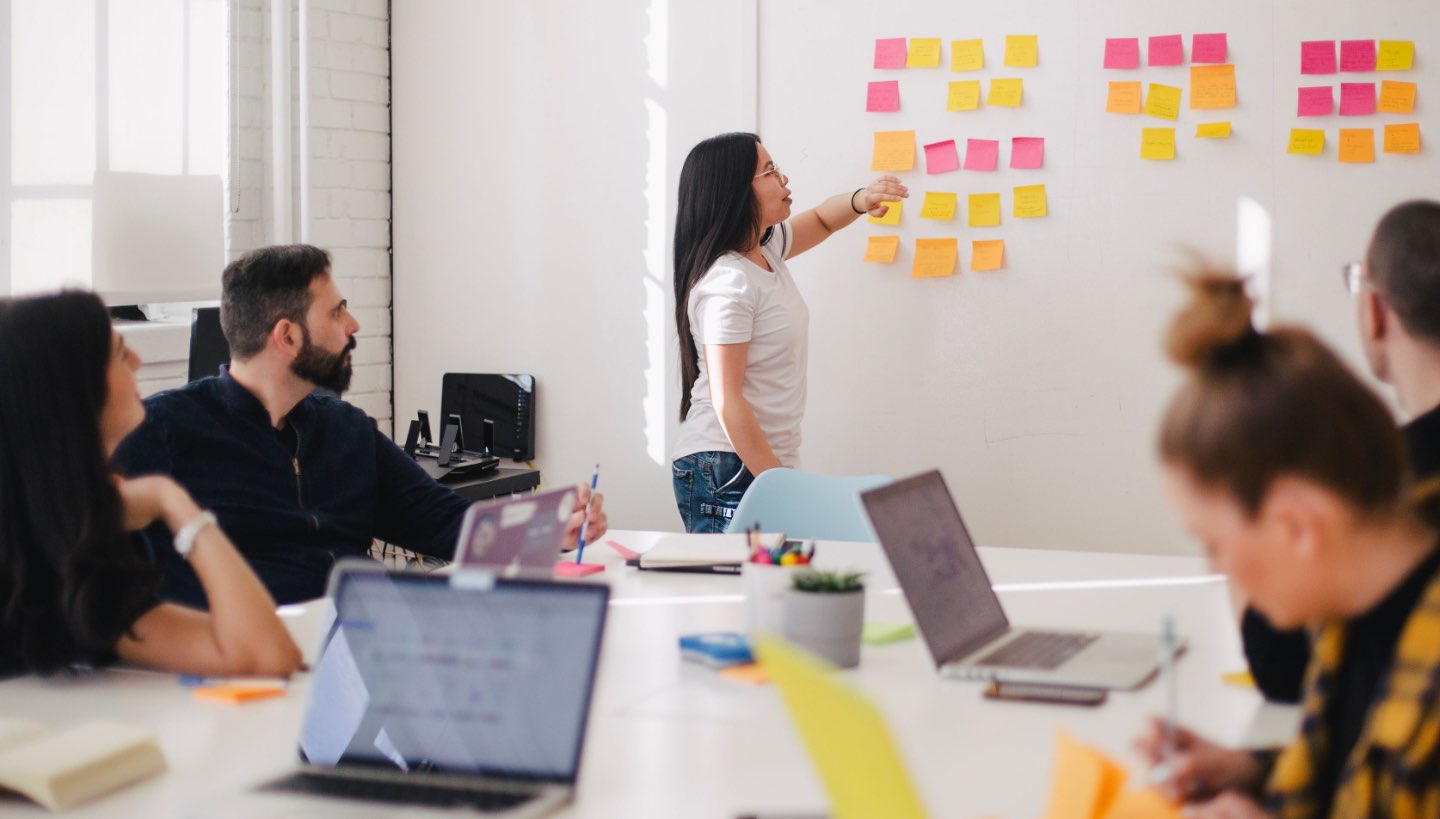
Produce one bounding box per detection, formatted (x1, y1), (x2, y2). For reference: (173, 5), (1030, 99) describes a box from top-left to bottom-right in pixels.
(743, 562), (798, 637)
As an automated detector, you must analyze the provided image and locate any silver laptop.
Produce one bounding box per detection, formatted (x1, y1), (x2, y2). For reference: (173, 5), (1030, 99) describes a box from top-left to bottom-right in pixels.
(861, 470), (1172, 690)
(260, 562), (609, 816)
(454, 486), (577, 574)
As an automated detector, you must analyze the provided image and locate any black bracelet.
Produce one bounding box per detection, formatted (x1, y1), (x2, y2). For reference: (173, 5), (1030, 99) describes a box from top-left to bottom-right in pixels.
(850, 187), (866, 214)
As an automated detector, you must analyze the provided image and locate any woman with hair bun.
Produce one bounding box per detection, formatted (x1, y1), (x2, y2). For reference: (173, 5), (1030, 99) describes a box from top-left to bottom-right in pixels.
(1134, 272), (1440, 817)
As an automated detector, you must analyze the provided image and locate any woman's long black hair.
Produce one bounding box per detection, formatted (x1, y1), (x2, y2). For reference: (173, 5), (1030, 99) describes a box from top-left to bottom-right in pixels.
(0, 291), (159, 673)
(673, 132), (773, 422)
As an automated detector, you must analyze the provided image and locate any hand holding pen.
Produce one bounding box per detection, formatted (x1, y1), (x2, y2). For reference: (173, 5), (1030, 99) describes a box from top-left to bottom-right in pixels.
(574, 464), (600, 564)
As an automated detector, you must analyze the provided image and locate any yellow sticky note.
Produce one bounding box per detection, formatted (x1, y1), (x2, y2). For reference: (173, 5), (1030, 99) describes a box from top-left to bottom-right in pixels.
(863, 235), (900, 263)
(967, 193), (1001, 227)
(1339, 128), (1375, 164)
(987, 78), (1023, 107)
(1383, 123), (1421, 154)
(1221, 669), (1257, 689)
(1013, 184), (1048, 218)
(1140, 128), (1176, 160)
(1287, 128), (1325, 155)
(1376, 40), (1415, 71)
(871, 131), (916, 171)
(1377, 80), (1417, 114)
(1004, 34), (1038, 68)
(951, 38), (984, 71)
(1143, 83), (1182, 120)
(920, 191), (958, 221)
(971, 240), (1004, 271)
(1106, 81), (1142, 114)
(1101, 788), (1183, 819)
(1042, 732), (1129, 819)
(947, 80), (982, 111)
(907, 38), (942, 68)
(868, 199), (902, 225)
(1189, 64), (1236, 109)
(1196, 122), (1232, 138)
(912, 238), (958, 278)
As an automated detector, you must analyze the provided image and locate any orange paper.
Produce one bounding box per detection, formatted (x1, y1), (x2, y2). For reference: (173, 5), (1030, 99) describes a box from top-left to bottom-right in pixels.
(871, 131), (916, 171)
(912, 238), (958, 278)
(1383, 123), (1421, 154)
(971, 240), (1004, 271)
(1339, 128), (1375, 164)
(194, 684), (287, 704)
(863, 235), (900, 263)
(718, 663), (771, 685)
(1043, 732), (1127, 819)
(1106, 82), (1142, 114)
(1189, 65), (1236, 109)
(1377, 80), (1416, 114)
(1101, 789), (1183, 819)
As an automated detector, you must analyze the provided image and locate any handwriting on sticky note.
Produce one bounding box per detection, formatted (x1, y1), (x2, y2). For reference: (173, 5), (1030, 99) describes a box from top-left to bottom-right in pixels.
(1339, 82), (1376, 116)
(924, 139), (960, 174)
(1378, 81), (1417, 114)
(920, 192), (958, 221)
(951, 38), (984, 71)
(1287, 128), (1325, 155)
(1297, 86), (1333, 117)
(866, 80), (900, 113)
(1010, 137), (1044, 169)
(1376, 40), (1415, 71)
(1192, 33), (1227, 64)
(907, 38), (942, 68)
(863, 235), (900, 263)
(1106, 81), (1142, 114)
(912, 239), (957, 278)
(1004, 34), (1038, 68)
(1189, 64), (1235, 109)
(1384, 123), (1421, 154)
(964, 138), (999, 171)
(1143, 84), (1182, 120)
(1339, 128), (1375, 164)
(872, 131), (915, 171)
(1340, 40), (1376, 72)
(1141, 128), (1176, 160)
(987, 78), (1023, 107)
(1195, 122), (1231, 138)
(868, 199), (902, 225)
(1301, 40), (1337, 74)
(874, 38), (907, 69)
(947, 80), (982, 111)
(1013, 184), (1047, 218)
(1104, 38), (1139, 69)
(967, 193), (1001, 227)
(1148, 34), (1183, 66)
(971, 240), (1004, 272)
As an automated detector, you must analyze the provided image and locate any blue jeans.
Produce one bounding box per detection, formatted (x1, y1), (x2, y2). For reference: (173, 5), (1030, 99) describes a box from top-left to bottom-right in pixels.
(672, 451), (755, 533)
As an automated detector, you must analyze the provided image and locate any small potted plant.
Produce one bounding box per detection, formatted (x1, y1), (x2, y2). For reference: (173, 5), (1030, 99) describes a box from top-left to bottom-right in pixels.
(782, 570), (865, 668)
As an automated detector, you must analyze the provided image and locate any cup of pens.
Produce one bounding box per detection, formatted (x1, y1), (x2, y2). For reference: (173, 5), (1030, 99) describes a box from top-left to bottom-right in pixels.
(740, 525), (814, 637)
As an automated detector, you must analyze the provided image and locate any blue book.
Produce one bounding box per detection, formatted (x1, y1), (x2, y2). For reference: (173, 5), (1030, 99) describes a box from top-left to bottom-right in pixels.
(678, 632), (754, 668)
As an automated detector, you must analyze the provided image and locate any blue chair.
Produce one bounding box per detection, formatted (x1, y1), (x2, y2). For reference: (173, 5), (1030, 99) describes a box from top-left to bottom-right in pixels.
(725, 468), (893, 542)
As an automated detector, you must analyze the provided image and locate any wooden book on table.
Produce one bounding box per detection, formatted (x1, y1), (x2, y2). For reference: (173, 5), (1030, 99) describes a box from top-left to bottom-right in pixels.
(0, 718), (166, 811)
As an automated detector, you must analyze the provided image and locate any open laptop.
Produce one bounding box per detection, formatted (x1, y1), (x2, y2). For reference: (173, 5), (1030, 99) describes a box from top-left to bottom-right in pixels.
(860, 471), (1171, 690)
(454, 486), (577, 574)
(258, 562), (609, 816)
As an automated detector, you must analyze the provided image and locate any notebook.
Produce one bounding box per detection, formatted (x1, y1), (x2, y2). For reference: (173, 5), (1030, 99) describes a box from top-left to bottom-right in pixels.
(0, 719), (165, 811)
(453, 486), (577, 574)
(627, 532), (785, 573)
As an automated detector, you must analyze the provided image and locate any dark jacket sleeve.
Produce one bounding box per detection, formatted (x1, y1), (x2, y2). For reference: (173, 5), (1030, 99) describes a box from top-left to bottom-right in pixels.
(371, 426), (471, 558)
(1242, 606), (1310, 704)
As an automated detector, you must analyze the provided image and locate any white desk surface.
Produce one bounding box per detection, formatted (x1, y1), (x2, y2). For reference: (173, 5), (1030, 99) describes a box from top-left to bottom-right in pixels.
(0, 531), (1300, 818)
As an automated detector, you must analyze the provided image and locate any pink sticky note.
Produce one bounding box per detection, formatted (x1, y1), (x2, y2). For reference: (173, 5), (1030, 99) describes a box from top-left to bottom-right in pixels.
(1301, 40), (1337, 74)
(924, 139), (960, 174)
(874, 38), (907, 69)
(1104, 38), (1140, 69)
(1010, 137), (1044, 169)
(1297, 86), (1334, 116)
(866, 80), (900, 112)
(963, 138), (999, 171)
(1339, 82), (1377, 116)
(606, 540), (640, 560)
(555, 562), (605, 577)
(1148, 34), (1184, 66)
(1192, 33), (1227, 64)
(1340, 40), (1376, 72)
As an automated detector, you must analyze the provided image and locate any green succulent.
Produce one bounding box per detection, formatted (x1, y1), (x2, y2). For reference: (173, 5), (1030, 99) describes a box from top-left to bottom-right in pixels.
(790, 569), (865, 593)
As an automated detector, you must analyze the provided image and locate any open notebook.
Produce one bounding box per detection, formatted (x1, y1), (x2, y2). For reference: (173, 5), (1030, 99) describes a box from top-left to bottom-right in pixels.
(629, 532), (785, 573)
(0, 718), (165, 811)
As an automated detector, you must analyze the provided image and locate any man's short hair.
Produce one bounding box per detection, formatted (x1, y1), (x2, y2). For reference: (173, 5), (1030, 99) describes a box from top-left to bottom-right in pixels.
(1367, 200), (1440, 346)
(220, 244), (332, 359)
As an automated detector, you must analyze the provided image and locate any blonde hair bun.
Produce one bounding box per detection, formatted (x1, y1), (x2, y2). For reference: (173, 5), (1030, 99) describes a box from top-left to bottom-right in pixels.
(1165, 273), (1256, 369)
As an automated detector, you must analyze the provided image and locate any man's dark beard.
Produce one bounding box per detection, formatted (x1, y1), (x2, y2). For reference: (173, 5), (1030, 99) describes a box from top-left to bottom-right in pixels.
(292, 326), (355, 393)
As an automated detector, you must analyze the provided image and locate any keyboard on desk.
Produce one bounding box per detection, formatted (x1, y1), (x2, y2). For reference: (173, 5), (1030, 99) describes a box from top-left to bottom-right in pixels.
(976, 631), (1099, 669)
(264, 770), (538, 812)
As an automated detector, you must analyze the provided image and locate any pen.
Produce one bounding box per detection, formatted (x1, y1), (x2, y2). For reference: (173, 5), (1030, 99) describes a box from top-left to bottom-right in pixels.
(1151, 614), (1179, 784)
(575, 464), (599, 564)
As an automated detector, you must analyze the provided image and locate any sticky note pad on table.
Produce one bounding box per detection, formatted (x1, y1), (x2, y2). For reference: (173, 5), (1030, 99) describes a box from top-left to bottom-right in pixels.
(1013, 184), (1047, 218)
(1301, 40), (1337, 74)
(555, 562), (604, 577)
(1143, 84), (1182, 120)
(1340, 39), (1376, 72)
(1141, 128), (1176, 160)
(1196, 122), (1231, 138)
(863, 235), (900, 263)
(951, 38), (984, 71)
(1010, 136), (1044, 169)
(912, 238), (958, 278)
(1384, 123), (1421, 154)
(718, 663), (770, 685)
(1043, 732), (1129, 819)
(924, 139), (960, 174)
(874, 37), (907, 69)
(1378, 81), (1417, 114)
(1104, 789), (1184, 819)
(920, 192), (957, 221)
(866, 80), (900, 112)
(1297, 86), (1333, 116)
(947, 80), (982, 111)
(872, 130), (915, 171)
(1106, 81), (1142, 113)
(1189, 64), (1235, 109)
(987, 78), (1023, 107)
(1376, 40), (1415, 71)
(1339, 82), (1376, 116)
(967, 193), (1001, 227)
(862, 622), (918, 645)
(1148, 34), (1183, 66)
(971, 240), (1005, 272)
(868, 199), (902, 225)
(963, 138), (999, 171)
(1004, 34), (1038, 67)
(906, 37), (941, 68)
(1287, 128), (1325, 155)
(1338, 128), (1374, 163)
(194, 684), (287, 704)
(1103, 38), (1139, 69)
(1192, 33), (1227, 64)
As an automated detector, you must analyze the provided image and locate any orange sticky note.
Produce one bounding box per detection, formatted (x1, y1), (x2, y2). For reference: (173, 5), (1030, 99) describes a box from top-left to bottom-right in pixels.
(1013, 184), (1048, 218)
(1042, 732), (1128, 819)
(871, 131), (916, 171)
(1287, 128), (1325, 155)
(718, 663), (771, 685)
(1339, 128), (1375, 164)
(1189, 64), (1236, 109)
(1106, 81), (1142, 114)
(967, 193), (1001, 227)
(1384, 123), (1421, 154)
(987, 78), (1023, 107)
(971, 240), (1004, 271)
(1101, 788), (1183, 819)
(1140, 128), (1176, 160)
(951, 38), (984, 71)
(1143, 83), (1182, 120)
(912, 238), (958, 278)
(863, 235), (900, 263)
(906, 38), (942, 68)
(194, 684), (287, 704)
(1377, 80), (1416, 114)
(947, 80), (982, 111)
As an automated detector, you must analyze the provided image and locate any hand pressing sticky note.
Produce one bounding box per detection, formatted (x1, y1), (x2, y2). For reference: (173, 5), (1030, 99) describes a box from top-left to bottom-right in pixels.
(951, 38), (984, 71)
(1141, 128), (1176, 160)
(1010, 137), (1044, 169)
(874, 38), (907, 69)
(1144, 84), (1182, 120)
(863, 235), (900, 263)
(1189, 65), (1235, 109)
(1148, 34), (1183, 66)
(1103, 38), (1139, 69)
(907, 38), (942, 68)
(987, 78), (1023, 107)
(963, 138), (999, 171)
(1377, 80), (1416, 114)
(924, 139), (960, 174)
(1106, 81), (1142, 113)
(1004, 34), (1038, 67)
(1340, 39), (1376, 72)
(968, 193), (1001, 227)
(971, 240), (1005, 272)
(1195, 122), (1232, 138)
(1287, 128), (1325, 155)
(1339, 128), (1375, 164)
(1301, 40), (1337, 74)
(872, 131), (915, 171)
(1192, 33), (1228, 64)
(947, 80), (982, 111)
(1297, 86), (1333, 117)
(912, 238), (958, 278)
(1339, 82), (1376, 116)
(920, 192), (958, 221)
(1013, 184), (1047, 218)
(868, 199), (902, 225)
(866, 80), (900, 112)
(1384, 123), (1421, 154)
(1376, 40), (1415, 71)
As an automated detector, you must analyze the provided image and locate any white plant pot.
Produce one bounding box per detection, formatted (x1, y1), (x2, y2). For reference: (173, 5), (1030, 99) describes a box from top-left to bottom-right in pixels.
(781, 588), (865, 668)
(742, 562), (798, 637)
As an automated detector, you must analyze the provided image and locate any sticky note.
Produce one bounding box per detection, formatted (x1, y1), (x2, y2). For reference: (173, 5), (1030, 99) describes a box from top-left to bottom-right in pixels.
(924, 139), (960, 174)
(1297, 86), (1334, 116)
(1106, 81), (1142, 113)
(718, 663), (770, 685)
(947, 80), (982, 111)
(868, 199), (902, 225)
(1339, 128), (1375, 163)
(1376, 40), (1415, 71)
(1141, 128), (1176, 160)
(912, 238), (958, 278)
(1378, 80), (1417, 114)
(1143, 83), (1182, 120)
(554, 562), (604, 577)
(1189, 64), (1236, 109)
(1384, 123), (1421, 154)
(1013, 184), (1047, 218)
(971, 240), (1005, 272)
(1148, 34), (1184, 66)
(1339, 82), (1377, 116)
(987, 78), (1023, 107)
(1195, 122), (1232, 138)
(1340, 40), (1376, 72)
(194, 684), (287, 704)
(951, 38), (984, 71)
(1302, 40), (1337, 74)
(874, 38), (907, 69)
(1287, 128), (1325, 155)
(1104, 38), (1140, 69)
(967, 193), (1001, 227)
(920, 192), (958, 220)
(1192, 33), (1227, 64)
(866, 81), (900, 112)
(1004, 34), (1038, 68)
(1010, 137), (1044, 169)
(963, 138), (999, 171)
(1043, 732), (1129, 819)
(871, 130), (915, 171)
(863, 235), (900, 263)
(907, 38), (942, 68)
(1221, 669), (1256, 689)
(862, 622), (918, 645)
(1104, 789), (1184, 819)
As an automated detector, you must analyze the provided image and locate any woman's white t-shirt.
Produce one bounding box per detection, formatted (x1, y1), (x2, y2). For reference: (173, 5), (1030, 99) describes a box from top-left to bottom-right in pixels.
(672, 223), (809, 466)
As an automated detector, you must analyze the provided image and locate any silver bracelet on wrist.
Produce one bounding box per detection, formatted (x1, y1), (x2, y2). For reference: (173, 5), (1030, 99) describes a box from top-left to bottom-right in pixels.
(173, 511), (218, 559)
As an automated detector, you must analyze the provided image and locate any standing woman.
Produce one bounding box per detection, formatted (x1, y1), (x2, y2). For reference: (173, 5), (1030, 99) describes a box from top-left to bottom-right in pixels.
(0, 292), (301, 678)
(671, 132), (906, 532)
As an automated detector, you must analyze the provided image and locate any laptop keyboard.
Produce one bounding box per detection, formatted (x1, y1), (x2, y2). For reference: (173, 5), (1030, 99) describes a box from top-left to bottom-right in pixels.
(976, 631), (1099, 669)
(264, 771), (538, 812)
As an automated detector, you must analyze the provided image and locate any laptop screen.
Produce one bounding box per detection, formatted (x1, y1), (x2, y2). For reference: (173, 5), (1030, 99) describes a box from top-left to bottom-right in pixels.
(299, 570), (608, 783)
(860, 470), (1010, 665)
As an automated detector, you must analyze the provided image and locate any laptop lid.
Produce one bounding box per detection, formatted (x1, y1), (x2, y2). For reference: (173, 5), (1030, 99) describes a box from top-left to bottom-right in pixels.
(454, 486), (577, 573)
(300, 564), (608, 785)
(860, 470), (1011, 666)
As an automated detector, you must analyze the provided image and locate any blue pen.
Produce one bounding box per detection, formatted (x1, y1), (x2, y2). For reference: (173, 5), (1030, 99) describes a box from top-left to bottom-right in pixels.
(575, 464), (600, 564)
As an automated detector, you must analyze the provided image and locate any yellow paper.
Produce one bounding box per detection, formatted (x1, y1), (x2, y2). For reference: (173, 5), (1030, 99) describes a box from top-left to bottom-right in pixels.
(872, 131), (916, 171)
(1339, 128), (1375, 164)
(920, 192), (957, 221)
(1143, 84), (1182, 120)
(971, 240), (1004, 271)
(1106, 81), (1142, 114)
(987, 78), (1023, 107)
(912, 239), (958, 278)
(1376, 40), (1415, 71)
(1189, 64), (1236, 109)
(1042, 732), (1128, 819)
(1221, 669), (1257, 689)
(868, 199), (902, 225)
(1013, 184), (1048, 218)
(1377, 80), (1417, 114)
(1383, 123), (1421, 154)
(863, 235), (900, 263)
(1196, 122), (1232, 138)
(1287, 128), (1325, 155)
(754, 637), (930, 819)
(1140, 128), (1176, 160)
(1004, 34), (1038, 67)
(1101, 788), (1183, 819)
(967, 193), (1001, 227)
(951, 38), (984, 71)
(907, 38), (942, 68)
(947, 80), (982, 111)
